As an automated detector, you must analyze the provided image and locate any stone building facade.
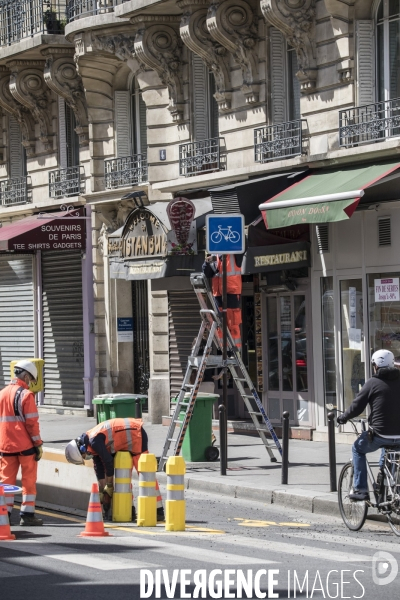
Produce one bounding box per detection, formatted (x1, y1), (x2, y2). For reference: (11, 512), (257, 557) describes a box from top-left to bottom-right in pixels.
(0, 1), (399, 434)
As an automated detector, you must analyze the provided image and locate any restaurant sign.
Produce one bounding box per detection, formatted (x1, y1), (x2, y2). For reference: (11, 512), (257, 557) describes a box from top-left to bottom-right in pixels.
(243, 241), (311, 274)
(108, 208), (168, 260)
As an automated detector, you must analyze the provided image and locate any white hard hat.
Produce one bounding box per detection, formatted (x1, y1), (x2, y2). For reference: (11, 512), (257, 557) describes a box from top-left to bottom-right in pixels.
(65, 439), (84, 465)
(14, 360), (38, 381)
(371, 349), (395, 369)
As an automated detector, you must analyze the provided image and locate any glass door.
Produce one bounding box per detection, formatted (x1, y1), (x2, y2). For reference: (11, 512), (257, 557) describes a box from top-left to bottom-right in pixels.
(339, 279), (366, 411)
(265, 292), (310, 425)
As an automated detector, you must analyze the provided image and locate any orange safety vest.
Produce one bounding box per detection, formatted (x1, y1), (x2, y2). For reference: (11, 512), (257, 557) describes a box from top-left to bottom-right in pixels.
(212, 254), (242, 296)
(0, 379), (42, 453)
(86, 418), (143, 456)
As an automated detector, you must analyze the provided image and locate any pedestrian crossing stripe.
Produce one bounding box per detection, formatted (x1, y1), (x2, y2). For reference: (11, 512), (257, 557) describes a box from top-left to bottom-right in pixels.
(234, 518), (311, 528)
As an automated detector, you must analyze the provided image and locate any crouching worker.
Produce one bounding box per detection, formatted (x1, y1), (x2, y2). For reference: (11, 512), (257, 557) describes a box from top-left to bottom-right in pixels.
(65, 418), (164, 522)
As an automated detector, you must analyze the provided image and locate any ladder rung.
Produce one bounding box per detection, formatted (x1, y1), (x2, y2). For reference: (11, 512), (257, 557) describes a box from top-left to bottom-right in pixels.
(243, 395), (254, 399)
(168, 438), (178, 442)
(173, 420), (182, 424)
(247, 411), (262, 416)
(234, 378), (247, 382)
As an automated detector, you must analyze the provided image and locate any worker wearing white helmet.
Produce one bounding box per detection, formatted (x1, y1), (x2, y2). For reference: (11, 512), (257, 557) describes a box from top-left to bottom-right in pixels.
(337, 349), (400, 501)
(0, 360), (44, 526)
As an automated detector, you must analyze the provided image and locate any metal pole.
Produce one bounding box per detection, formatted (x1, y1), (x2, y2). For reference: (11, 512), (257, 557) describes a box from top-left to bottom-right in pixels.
(220, 254), (228, 475)
(327, 412), (337, 492)
(281, 411), (289, 484)
(135, 397), (142, 419)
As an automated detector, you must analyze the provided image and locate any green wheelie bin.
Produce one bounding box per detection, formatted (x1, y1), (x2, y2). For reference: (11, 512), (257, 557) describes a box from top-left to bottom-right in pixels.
(105, 394), (147, 419)
(92, 395), (112, 423)
(174, 393), (219, 462)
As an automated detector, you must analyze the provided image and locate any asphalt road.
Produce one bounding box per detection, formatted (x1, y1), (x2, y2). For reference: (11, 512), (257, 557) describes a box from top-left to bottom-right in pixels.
(1, 490), (400, 600)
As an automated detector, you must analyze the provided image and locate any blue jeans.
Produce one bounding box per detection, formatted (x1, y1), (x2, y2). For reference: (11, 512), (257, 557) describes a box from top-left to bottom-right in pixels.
(352, 431), (400, 491)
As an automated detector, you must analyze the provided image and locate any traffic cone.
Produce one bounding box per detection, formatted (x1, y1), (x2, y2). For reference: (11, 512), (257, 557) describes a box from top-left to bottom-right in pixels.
(0, 486), (15, 541)
(79, 483), (111, 537)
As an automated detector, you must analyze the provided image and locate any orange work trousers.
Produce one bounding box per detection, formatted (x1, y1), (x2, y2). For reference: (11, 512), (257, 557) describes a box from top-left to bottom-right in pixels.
(217, 307), (242, 349)
(0, 453), (38, 515)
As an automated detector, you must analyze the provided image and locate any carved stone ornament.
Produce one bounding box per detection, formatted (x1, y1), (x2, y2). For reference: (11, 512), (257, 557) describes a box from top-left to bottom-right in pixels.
(132, 16), (184, 122)
(179, 0), (232, 111)
(261, 0), (317, 93)
(207, 0), (260, 103)
(8, 60), (53, 150)
(0, 67), (36, 157)
(42, 49), (89, 147)
(92, 32), (137, 63)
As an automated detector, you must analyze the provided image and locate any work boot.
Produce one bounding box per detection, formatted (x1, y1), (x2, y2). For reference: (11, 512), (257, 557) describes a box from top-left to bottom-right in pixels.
(132, 506), (137, 522)
(19, 514), (43, 526)
(157, 507), (165, 522)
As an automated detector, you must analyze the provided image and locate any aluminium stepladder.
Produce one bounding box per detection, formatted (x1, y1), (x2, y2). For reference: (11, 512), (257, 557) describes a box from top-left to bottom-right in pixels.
(158, 272), (282, 472)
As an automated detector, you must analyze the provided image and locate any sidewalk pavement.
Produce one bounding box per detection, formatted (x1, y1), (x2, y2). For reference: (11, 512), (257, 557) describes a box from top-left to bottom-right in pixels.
(38, 413), (384, 518)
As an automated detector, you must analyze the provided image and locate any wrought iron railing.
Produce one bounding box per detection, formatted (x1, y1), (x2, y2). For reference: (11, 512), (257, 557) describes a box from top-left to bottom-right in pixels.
(67, 0), (124, 21)
(339, 98), (400, 148)
(254, 120), (307, 163)
(0, 177), (30, 206)
(179, 137), (224, 177)
(104, 154), (147, 189)
(48, 165), (85, 198)
(0, 1), (67, 46)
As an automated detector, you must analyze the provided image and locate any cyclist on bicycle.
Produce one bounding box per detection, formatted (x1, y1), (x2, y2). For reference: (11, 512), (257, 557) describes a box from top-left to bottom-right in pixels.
(337, 349), (400, 501)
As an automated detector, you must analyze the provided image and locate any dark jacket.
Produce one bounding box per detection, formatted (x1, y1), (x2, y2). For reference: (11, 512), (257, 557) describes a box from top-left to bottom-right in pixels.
(343, 367), (400, 436)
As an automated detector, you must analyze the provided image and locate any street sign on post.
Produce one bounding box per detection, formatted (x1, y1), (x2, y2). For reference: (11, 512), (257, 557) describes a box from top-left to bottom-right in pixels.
(206, 214), (245, 254)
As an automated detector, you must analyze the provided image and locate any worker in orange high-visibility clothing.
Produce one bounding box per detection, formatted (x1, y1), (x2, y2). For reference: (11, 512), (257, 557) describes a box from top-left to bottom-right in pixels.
(65, 418), (164, 522)
(0, 360), (44, 526)
(203, 253), (243, 349)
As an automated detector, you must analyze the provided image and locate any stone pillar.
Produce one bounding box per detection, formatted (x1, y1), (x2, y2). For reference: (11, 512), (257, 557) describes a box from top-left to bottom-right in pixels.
(148, 287), (170, 424)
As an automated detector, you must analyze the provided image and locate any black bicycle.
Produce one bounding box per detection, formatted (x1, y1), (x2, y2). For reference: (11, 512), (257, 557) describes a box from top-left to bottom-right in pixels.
(337, 416), (400, 536)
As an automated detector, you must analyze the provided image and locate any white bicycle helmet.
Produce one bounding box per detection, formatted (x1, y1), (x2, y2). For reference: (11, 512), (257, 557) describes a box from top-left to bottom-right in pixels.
(371, 349), (395, 369)
(14, 360), (38, 382)
(65, 439), (85, 465)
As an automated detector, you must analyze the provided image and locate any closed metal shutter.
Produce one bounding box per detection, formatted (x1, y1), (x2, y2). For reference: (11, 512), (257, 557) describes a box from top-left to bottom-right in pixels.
(42, 251), (84, 406)
(168, 291), (201, 398)
(0, 255), (34, 388)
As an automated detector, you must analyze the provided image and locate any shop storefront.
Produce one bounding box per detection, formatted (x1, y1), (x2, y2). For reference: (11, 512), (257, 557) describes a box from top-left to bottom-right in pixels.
(0, 207), (94, 409)
(259, 160), (400, 431)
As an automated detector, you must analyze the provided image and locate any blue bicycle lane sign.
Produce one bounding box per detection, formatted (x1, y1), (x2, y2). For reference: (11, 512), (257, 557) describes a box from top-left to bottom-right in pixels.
(206, 214), (245, 254)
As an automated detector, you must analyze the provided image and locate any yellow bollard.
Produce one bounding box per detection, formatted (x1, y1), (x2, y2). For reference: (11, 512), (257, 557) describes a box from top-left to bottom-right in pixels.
(137, 453), (157, 527)
(112, 451), (132, 522)
(165, 456), (186, 531)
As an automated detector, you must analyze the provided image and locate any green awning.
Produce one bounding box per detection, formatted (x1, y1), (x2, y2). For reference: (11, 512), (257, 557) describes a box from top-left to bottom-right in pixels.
(259, 162), (400, 229)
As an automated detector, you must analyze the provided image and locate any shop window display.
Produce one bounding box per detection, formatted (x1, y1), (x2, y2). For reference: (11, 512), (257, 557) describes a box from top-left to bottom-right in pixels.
(369, 273), (400, 366)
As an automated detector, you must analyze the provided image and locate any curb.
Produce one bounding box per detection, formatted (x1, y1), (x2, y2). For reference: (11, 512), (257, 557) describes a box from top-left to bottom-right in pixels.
(155, 472), (341, 517)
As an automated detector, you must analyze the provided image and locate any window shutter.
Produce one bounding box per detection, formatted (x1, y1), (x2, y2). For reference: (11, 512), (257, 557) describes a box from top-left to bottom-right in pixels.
(9, 116), (23, 179)
(138, 90), (147, 155)
(58, 97), (68, 169)
(114, 91), (131, 157)
(356, 20), (375, 106)
(316, 224), (329, 254)
(208, 71), (219, 138)
(378, 217), (391, 246)
(192, 53), (208, 141)
(270, 28), (286, 124)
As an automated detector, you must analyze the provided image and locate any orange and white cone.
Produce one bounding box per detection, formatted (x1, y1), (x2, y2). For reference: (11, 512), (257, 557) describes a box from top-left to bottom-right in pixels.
(79, 483), (111, 538)
(0, 486), (15, 541)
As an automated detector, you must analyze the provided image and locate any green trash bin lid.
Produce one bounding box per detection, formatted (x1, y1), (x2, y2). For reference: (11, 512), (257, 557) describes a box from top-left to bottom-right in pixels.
(92, 396), (110, 404)
(104, 395), (147, 404)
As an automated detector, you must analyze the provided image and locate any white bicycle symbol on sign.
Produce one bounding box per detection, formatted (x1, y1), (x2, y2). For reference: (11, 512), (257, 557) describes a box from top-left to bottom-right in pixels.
(210, 225), (241, 244)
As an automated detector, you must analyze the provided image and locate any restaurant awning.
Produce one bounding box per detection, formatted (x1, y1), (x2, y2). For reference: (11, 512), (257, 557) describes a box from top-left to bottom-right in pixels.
(0, 210), (86, 252)
(259, 162), (400, 229)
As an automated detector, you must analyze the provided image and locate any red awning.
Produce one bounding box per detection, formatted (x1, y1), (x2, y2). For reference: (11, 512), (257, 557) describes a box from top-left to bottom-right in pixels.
(0, 210), (86, 252)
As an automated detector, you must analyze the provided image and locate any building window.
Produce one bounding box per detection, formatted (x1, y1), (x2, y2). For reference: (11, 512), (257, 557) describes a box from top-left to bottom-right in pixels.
(192, 53), (219, 141)
(287, 45), (301, 121)
(131, 78), (147, 155)
(65, 104), (80, 167)
(369, 272), (400, 364)
(377, 0), (400, 101)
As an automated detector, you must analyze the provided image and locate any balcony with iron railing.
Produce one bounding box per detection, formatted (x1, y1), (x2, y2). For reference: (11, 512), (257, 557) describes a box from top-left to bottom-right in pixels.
(104, 154), (147, 189)
(67, 0), (125, 21)
(0, 1), (67, 47)
(49, 165), (85, 198)
(254, 120), (307, 163)
(339, 98), (400, 148)
(179, 137), (225, 178)
(0, 177), (31, 206)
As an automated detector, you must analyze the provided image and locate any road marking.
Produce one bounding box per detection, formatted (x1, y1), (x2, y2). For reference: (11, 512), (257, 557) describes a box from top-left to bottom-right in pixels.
(151, 544), (278, 565)
(234, 518), (310, 528)
(185, 525), (225, 534)
(281, 530), (400, 553)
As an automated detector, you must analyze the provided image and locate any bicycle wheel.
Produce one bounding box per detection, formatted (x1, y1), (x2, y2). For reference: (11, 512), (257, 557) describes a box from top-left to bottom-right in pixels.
(338, 462), (368, 531)
(210, 231), (222, 243)
(229, 231), (240, 243)
(386, 486), (400, 537)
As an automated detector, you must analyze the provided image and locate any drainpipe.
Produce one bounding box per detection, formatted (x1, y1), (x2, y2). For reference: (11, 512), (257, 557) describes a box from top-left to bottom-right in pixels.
(82, 204), (95, 411)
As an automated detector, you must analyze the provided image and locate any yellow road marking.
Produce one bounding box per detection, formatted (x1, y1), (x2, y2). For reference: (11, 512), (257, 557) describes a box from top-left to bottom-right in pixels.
(185, 526), (225, 534)
(278, 523), (311, 528)
(234, 517), (310, 528)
